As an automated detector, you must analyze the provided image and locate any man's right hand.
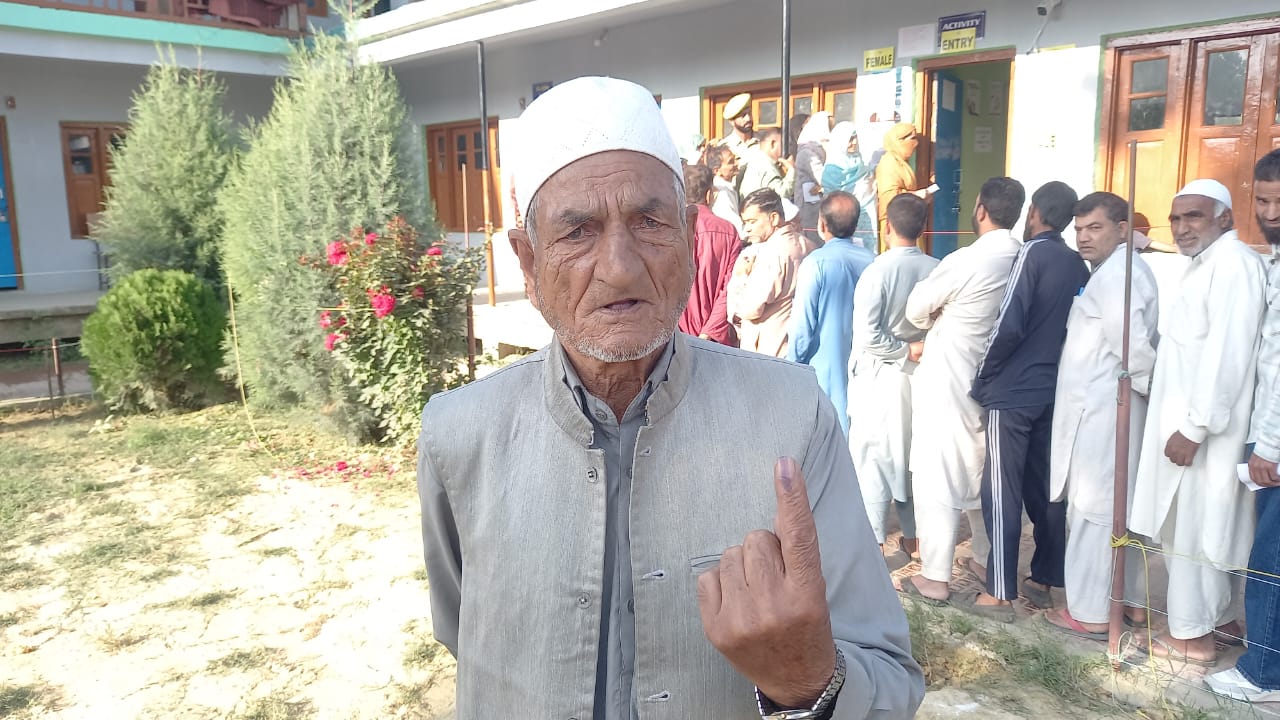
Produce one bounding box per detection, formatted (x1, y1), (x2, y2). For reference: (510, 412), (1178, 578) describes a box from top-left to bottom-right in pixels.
(1248, 451), (1280, 488)
(908, 342), (924, 362)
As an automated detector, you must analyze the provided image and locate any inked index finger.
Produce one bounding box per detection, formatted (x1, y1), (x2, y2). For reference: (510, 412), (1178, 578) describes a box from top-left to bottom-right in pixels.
(772, 456), (822, 586)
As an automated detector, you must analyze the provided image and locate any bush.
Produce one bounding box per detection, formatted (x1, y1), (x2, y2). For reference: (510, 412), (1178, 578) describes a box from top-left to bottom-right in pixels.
(220, 24), (432, 440)
(95, 56), (235, 293)
(311, 218), (482, 445)
(81, 269), (226, 412)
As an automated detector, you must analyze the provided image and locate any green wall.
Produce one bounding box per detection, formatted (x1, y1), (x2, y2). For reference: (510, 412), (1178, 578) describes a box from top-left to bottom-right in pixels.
(951, 61), (1010, 247)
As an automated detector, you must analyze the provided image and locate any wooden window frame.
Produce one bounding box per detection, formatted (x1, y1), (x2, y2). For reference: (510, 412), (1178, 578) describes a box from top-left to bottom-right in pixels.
(306, 0), (326, 18)
(60, 122), (126, 240)
(699, 70), (858, 142)
(0, 117), (23, 290)
(425, 117), (502, 234)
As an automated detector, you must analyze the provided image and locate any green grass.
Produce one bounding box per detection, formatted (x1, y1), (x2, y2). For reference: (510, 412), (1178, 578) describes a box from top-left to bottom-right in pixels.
(402, 637), (445, 669)
(232, 691), (313, 720)
(207, 647), (284, 674)
(0, 683), (59, 715)
(150, 589), (240, 611)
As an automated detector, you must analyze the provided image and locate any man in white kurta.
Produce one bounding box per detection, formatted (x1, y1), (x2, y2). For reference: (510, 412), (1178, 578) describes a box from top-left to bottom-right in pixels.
(1130, 179), (1266, 664)
(897, 180), (1024, 603)
(848, 194), (939, 558)
(1043, 192), (1159, 638)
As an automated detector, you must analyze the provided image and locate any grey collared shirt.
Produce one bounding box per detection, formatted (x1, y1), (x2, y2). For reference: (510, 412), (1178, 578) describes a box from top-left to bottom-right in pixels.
(561, 340), (676, 720)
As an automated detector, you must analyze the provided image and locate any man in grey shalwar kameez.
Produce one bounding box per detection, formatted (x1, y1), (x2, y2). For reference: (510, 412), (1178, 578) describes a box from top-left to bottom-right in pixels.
(848, 194), (938, 560)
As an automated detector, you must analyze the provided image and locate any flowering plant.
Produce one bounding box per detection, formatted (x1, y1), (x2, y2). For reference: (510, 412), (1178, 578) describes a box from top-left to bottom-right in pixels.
(308, 217), (483, 444)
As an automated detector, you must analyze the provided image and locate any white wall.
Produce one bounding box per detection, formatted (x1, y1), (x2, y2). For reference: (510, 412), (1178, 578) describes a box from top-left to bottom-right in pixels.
(0, 55), (275, 293)
(392, 0), (1272, 232)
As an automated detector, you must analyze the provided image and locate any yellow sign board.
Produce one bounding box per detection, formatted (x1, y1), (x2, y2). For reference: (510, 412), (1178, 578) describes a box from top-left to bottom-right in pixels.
(863, 46), (895, 73)
(940, 27), (977, 54)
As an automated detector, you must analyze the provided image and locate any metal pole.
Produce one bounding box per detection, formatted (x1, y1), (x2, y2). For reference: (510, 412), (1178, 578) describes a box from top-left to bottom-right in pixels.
(477, 40), (497, 308)
(462, 133), (477, 380)
(780, 0), (792, 153)
(1108, 139), (1138, 664)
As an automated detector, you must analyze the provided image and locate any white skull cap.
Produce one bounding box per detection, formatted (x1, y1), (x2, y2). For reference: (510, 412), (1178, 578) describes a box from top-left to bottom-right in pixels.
(513, 76), (683, 224)
(1174, 178), (1233, 210)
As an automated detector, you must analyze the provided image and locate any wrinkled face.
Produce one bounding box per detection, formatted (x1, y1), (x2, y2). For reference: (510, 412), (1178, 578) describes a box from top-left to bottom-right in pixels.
(512, 151), (693, 363)
(1073, 208), (1126, 264)
(717, 152), (739, 181)
(1256, 179), (1280, 246)
(1169, 194), (1231, 257)
(741, 204), (780, 243)
(732, 113), (753, 135)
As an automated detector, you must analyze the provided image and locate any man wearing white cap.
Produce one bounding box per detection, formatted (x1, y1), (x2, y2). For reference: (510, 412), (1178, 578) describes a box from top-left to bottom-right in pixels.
(1131, 178), (1266, 665)
(719, 92), (757, 165)
(416, 77), (922, 719)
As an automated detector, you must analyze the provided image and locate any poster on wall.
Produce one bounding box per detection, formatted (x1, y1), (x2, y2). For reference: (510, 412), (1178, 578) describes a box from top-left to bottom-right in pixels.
(974, 126), (993, 154)
(965, 79), (982, 116)
(854, 66), (915, 167)
(988, 81), (1006, 115)
(532, 81), (553, 100)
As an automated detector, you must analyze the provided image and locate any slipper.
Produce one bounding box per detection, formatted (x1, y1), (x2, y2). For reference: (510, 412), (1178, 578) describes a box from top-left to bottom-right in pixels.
(898, 575), (949, 607)
(1020, 578), (1054, 609)
(955, 556), (986, 582)
(896, 536), (921, 561)
(952, 591), (1015, 624)
(1214, 624), (1245, 648)
(1039, 608), (1107, 641)
(1141, 635), (1216, 667)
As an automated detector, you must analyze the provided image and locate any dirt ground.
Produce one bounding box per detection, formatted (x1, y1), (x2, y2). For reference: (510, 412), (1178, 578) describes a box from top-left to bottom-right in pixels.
(0, 401), (1269, 719)
(0, 403), (456, 719)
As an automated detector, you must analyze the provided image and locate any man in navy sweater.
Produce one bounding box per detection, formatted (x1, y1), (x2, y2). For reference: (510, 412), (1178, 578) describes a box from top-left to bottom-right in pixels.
(965, 181), (1091, 619)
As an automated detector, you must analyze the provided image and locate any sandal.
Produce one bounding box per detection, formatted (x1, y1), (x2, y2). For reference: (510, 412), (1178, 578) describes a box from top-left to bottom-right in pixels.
(1141, 635), (1217, 667)
(1214, 623), (1245, 648)
(952, 590), (1015, 624)
(1039, 608), (1107, 641)
(898, 575), (949, 607)
(1020, 578), (1054, 609)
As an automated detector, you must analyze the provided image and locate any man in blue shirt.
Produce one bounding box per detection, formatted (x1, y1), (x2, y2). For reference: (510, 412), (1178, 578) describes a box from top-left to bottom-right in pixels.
(964, 181), (1091, 620)
(788, 191), (876, 434)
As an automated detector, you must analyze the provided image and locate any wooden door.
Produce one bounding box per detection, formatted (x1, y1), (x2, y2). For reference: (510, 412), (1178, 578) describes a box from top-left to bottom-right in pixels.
(1105, 45), (1190, 245)
(425, 120), (499, 232)
(703, 72), (857, 141)
(61, 124), (125, 239)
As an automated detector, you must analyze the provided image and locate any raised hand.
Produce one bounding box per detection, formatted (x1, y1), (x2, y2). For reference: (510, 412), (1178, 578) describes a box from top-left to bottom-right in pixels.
(696, 457), (837, 708)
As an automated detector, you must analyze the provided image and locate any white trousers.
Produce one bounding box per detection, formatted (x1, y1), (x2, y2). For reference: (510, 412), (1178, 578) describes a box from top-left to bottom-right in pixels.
(865, 498), (917, 545)
(1063, 510), (1148, 624)
(1162, 495), (1237, 639)
(916, 495), (991, 584)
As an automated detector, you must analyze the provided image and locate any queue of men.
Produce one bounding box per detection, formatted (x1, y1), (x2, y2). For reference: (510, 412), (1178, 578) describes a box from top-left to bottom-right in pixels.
(691, 100), (1280, 697)
(420, 74), (1279, 717)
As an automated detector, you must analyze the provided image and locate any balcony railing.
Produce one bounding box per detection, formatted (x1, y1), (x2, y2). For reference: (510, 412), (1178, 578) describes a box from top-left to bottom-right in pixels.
(12, 0), (311, 35)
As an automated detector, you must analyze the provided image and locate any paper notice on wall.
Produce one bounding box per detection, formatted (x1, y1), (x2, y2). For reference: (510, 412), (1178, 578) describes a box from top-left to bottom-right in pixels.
(897, 23), (935, 60)
(965, 79), (982, 116)
(988, 80), (1006, 116)
(854, 66), (915, 126)
(941, 79), (957, 113)
(974, 126), (993, 154)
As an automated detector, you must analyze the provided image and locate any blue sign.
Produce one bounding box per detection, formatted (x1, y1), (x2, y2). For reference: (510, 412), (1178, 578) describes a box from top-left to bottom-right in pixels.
(532, 82), (553, 100)
(938, 11), (986, 39)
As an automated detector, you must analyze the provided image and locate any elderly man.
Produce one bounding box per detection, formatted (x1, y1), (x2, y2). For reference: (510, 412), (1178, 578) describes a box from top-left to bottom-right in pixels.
(707, 145), (744, 235)
(1207, 150), (1280, 701)
(728, 188), (818, 358)
(896, 177), (1024, 608)
(740, 128), (797, 200)
(1042, 192), (1159, 640)
(679, 163), (741, 346)
(1131, 178), (1266, 666)
(967, 181), (1090, 618)
(848, 194), (938, 561)
(417, 77), (922, 720)
(788, 191), (875, 435)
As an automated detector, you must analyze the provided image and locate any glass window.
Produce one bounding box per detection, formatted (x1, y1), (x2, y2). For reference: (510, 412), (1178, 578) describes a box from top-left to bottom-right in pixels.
(436, 137), (444, 154)
(1131, 58), (1168, 94)
(1203, 49), (1248, 126)
(474, 131), (483, 149)
(474, 151), (483, 168)
(832, 91), (855, 123)
(758, 100), (779, 127)
(792, 96), (812, 117)
(456, 135), (466, 152)
(1129, 96), (1166, 131)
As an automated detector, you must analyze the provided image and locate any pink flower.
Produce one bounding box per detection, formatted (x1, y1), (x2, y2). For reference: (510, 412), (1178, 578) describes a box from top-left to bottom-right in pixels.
(334, 460), (349, 471)
(426, 246), (443, 257)
(365, 232), (378, 246)
(411, 286), (425, 300)
(369, 291), (396, 319)
(319, 310), (333, 329)
(324, 333), (342, 351)
(326, 241), (348, 266)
